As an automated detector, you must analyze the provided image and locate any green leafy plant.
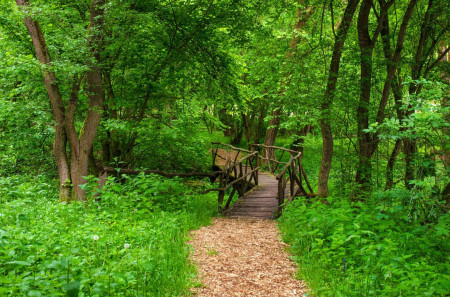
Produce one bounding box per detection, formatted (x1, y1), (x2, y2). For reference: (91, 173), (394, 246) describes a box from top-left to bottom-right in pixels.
(0, 174), (217, 296)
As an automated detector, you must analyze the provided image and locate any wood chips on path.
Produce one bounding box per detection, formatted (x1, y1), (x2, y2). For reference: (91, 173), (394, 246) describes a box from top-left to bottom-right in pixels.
(189, 218), (308, 297)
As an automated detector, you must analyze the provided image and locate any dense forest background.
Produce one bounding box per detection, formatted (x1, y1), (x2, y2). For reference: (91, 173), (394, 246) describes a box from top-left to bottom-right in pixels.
(0, 0), (448, 296)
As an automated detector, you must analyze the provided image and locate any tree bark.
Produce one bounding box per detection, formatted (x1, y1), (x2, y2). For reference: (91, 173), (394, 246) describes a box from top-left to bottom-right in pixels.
(262, 108), (281, 162)
(291, 124), (311, 153)
(355, 0), (376, 192)
(378, 0), (420, 190)
(253, 102), (265, 143)
(318, 0), (360, 198)
(69, 0), (105, 200)
(385, 139), (402, 190)
(15, 0), (71, 201)
(17, 0), (106, 201)
(355, 0), (393, 194)
(402, 0), (434, 188)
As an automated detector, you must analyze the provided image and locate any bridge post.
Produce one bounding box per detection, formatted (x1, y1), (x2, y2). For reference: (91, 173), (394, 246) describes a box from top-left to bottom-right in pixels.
(218, 190), (225, 210)
(218, 172), (225, 210)
(277, 177), (285, 216)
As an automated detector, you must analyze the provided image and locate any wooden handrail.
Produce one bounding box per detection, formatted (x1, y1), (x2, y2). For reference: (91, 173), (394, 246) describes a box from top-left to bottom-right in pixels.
(223, 151), (258, 170)
(257, 156), (289, 165)
(211, 142), (253, 154)
(211, 142), (314, 215)
(211, 142), (259, 211)
(250, 144), (299, 154)
(276, 151), (302, 180)
(223, 167), (260, 191)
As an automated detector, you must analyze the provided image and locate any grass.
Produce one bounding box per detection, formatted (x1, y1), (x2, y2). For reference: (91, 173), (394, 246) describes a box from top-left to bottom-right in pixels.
(0, 173), (218, 296)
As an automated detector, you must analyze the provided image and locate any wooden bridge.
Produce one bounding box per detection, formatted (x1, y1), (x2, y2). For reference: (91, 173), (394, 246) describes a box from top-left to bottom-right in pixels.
(210, 142), (314, 219)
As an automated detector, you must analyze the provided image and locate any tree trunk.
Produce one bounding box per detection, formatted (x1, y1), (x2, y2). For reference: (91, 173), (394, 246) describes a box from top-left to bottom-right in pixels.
(253, 102), (265, 143)
(102, 70), (119, 164)
(403, 139), (417, 189)
(291, 124), (311, 153)
(262, 2), (315, 159)
(15, 0), (71, 201)
(355, 0), (375, 193)
(378, 0), (420, 190)
(355, 0), (393, 194)
(385, 139), (402, 190)
(401, 0), (435, 188)
(262, 108), (281, 162)
(242, 111), (252, 144)
(318, 0), (360, 198)
(231, 123), (244, 145)
(439, 45), (450, 208)
(17, 0), (106, 201)
(70, 0), (105, 200)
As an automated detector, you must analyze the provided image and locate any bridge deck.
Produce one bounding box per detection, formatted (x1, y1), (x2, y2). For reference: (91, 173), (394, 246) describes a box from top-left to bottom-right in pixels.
(225, 171), (286, 219)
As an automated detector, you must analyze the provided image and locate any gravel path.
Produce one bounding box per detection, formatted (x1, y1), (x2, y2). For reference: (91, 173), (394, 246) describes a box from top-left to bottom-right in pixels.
(189, 218), (308, 296)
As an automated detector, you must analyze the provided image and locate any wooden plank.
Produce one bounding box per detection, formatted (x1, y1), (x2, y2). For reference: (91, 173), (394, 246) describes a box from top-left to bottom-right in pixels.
(222, 167), (282, 219)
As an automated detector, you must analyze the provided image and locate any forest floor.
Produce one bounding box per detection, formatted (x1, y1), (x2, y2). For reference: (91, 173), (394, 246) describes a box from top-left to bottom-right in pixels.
(189, 218), (308, 296)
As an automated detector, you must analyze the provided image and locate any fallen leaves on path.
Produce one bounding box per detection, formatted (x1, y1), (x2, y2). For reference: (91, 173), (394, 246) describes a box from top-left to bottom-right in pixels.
(189, 218), (308, 297)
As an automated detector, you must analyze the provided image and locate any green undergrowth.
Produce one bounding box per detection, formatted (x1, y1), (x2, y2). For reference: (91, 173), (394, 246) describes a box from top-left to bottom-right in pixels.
(0, 173), (217, 296)
(279, 196), (449, 296)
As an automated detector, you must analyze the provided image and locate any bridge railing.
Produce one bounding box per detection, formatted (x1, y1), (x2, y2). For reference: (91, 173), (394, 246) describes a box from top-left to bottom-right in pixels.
(250, 144), (299, 173)
(250, 143), (314, 215)
(211, 142), (259, 210)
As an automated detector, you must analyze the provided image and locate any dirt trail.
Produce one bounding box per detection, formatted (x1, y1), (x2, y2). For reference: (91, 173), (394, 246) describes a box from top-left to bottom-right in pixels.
(189, 218), (308, 296)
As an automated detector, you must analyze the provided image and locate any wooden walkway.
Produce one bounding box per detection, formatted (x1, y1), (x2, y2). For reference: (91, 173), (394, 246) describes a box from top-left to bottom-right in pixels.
(211, 143), (314, 219)
(225, 172), (283, 219)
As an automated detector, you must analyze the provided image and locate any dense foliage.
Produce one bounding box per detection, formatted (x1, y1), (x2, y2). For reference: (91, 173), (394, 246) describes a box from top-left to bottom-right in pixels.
(280, 197), (449, 296)
(0, 174), (217, 296)
(0, 0), (448, 295)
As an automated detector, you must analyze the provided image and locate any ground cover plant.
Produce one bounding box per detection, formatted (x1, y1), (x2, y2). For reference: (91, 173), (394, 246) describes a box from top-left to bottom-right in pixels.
(279, 196), (449, 296)
(273, 135), (449, 296)
(0, 174), (217, 296)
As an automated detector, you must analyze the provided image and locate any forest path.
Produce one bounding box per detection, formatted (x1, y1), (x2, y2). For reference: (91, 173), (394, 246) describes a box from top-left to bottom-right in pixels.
(189, 218), (308, 296)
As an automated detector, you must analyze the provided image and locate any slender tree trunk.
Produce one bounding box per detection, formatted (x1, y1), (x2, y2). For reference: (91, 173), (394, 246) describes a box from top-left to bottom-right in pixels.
(403, 139), (417, 189)
(385, 139), (402, 190)
(439, 45), (450, 208)
(262, 108), (281, 162)
(18, 0), (105, 201)
(102, 71), (119, 164)
(318, 0), (360, 198)
(253, 102), (265, 143)
(355, 0), (393, 194)
(241, 112), (251, 144)
(378, 0), (420, 190)
(263, 2), (315, 160)
(70, 0), (105, 200)
(355, 0), (375, 192)
(15, 0), (71, 201)
(401, 0), (434, 188)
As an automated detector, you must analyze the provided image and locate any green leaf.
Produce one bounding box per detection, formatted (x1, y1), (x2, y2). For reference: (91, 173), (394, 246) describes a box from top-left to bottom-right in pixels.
(6, 260), (31, 266)
(63, 280), (81, 297)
